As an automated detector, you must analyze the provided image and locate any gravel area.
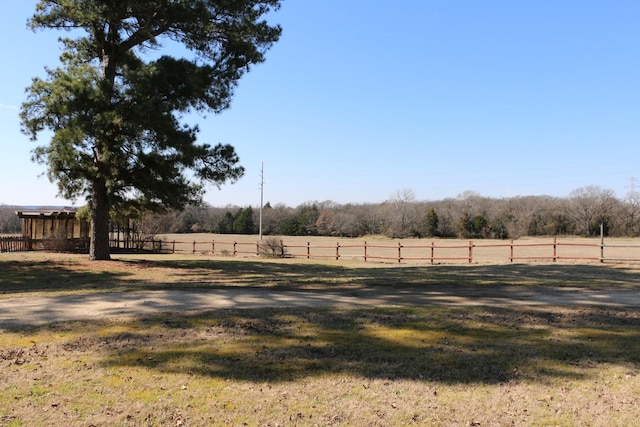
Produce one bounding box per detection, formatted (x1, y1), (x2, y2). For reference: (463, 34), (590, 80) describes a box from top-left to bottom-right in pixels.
(2, 285), (640, 328)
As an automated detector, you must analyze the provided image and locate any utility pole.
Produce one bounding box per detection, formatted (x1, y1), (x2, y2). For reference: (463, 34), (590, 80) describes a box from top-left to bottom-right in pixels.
(259, 162), (264, 240)
(628, 177), (638, 197)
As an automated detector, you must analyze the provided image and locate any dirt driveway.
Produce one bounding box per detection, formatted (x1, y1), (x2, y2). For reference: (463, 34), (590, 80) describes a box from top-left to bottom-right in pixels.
(2, 285), (640, 328)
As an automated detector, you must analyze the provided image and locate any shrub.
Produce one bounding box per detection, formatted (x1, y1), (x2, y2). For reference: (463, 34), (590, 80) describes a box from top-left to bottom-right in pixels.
(43, 228), (72, 252)
(259, 237), (286, 258)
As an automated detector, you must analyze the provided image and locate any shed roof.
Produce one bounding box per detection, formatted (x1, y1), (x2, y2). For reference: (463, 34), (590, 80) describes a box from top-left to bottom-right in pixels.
(16, 208), (79, 219)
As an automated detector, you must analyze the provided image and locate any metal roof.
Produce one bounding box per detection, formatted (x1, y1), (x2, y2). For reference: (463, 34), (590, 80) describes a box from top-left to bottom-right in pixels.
(16, 208), (78, 218)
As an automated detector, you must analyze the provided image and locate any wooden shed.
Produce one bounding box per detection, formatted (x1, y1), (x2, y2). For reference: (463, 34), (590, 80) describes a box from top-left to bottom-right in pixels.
(17, 208), (90, 251)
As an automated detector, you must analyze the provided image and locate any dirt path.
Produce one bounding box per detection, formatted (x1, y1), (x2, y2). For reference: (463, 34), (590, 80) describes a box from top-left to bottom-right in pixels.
(2, 285), (640, 328)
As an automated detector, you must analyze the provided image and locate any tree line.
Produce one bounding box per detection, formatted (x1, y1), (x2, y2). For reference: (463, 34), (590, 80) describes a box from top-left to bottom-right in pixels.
(3, 185), (639, 239)
(0, 206), (21, 234)
(119, 186), (640, 239)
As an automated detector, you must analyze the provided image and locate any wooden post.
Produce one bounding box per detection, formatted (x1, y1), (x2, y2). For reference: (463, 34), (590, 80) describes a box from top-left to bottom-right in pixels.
(600, 223), (605, 262)
(431, 242), (434, 265)
(192, 240), (196, 254)
(256, 241), (260, 256)
(233, 241), (237, 256)
(468, 241), (473, 263)
(364, 241), (367, 262)
(280, 240), (284, 258)
(172, 240), (176, 254)
(398, 242), (402, 264)
(212, 240), (215, 254)
(510, 239), (514, 262)
(307, 242), (310, 259)
(336, 242), (340, 260)
(553, 237), (557, 262)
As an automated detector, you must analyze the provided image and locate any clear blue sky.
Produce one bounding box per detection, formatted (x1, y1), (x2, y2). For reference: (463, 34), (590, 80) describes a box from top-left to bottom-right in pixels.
(1, 1), (639, 207)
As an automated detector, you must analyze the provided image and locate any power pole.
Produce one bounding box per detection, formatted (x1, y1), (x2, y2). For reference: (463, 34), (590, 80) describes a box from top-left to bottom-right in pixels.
(259, 162), (264, 240)
(629, 177), (638, 196)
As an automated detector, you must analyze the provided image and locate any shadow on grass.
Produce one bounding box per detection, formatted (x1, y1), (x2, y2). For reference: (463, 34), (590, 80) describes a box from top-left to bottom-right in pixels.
(3, 255), (640, 295)
(90, 306), (640, 385)
(0, 259), (141, 293)
(3, 255), (640, 385)
(130, 258), (640, 289)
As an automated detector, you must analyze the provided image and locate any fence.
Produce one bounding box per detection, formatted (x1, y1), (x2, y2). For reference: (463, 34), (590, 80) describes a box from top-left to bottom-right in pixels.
(153, 236), (640, 264)
(6, 234), (640, 264)
(0, 236), (32, 253)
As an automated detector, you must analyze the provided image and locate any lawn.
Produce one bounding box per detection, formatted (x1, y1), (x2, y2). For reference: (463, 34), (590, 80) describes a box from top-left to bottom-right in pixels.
(1, 253), (640, 426)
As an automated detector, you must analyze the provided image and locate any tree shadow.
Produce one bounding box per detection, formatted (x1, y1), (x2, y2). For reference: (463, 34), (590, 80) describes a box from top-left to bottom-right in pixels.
(0, 260), (141, 293)
(93, 305), (640, 385)
(122, 257), (640, 290)
(3, 255), (640, 385)
(3, 256), (640, 295)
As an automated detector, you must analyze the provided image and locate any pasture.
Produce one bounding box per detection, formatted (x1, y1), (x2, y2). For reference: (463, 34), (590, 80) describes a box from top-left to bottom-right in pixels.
(1, 252), (640, 426)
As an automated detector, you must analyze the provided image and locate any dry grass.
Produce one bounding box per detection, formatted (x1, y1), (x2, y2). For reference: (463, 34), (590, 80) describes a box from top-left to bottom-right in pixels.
(2, 251), (640, 298)
(2, 306), (640, 426)
(2, 252), (640, 426)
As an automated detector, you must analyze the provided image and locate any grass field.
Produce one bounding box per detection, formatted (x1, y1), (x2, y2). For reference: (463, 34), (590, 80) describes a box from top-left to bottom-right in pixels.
(1, 252), (640, 426)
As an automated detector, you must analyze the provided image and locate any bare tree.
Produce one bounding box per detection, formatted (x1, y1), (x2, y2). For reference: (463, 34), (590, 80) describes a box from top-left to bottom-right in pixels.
(0, 206), (21, 234)
(499, 196), (537, 238)
(385, 189), (419, 238)
(622, 189), (640, 236)
(569, 186), (617, 236)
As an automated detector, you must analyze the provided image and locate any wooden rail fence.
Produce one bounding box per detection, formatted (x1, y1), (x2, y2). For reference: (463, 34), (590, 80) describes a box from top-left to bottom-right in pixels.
(6, 235), (640, 264)
(148, 237), (640, 264)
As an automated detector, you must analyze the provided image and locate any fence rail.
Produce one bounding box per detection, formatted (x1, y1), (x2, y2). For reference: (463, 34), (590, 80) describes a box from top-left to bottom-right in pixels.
(7, 235), (640, 264)
(148, 237), (640, 264)
(0, 236), (32, 253)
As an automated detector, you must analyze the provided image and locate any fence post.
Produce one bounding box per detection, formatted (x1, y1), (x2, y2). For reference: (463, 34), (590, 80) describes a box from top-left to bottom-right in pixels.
(510, 239), (514, 262)
(192, 240), (196, 254)
(553, 237), (557, 262)
(233, 241), (237, 256)
(600, 224), (605, 263)
(336, 242), (340, 261)
(280, 239), (284, 258)
(398, 242), (402, 264)
(364, 241), (367, 262)
(430, 242), (435, 265)
(307, 242), (310, 259)
(257, 241), (260, 256)
(468, 241), (473, 263)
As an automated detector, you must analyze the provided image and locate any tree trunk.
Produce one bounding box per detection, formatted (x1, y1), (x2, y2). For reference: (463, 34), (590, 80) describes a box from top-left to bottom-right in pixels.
(89, 177), (111, 260)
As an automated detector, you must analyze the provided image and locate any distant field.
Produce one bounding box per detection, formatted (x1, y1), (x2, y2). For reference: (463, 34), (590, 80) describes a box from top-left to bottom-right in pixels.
(157, 234), (640, 264)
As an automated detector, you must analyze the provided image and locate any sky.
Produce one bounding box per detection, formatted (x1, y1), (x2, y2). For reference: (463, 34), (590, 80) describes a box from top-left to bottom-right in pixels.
(1, 1), (639, 208)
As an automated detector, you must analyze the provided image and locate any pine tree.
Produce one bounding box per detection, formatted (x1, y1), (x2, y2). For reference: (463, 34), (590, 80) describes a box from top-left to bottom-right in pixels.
(21, 0), (282, 259)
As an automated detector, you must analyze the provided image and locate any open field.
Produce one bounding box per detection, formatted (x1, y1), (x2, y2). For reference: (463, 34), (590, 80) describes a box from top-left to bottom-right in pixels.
(2, 252), (640, 426)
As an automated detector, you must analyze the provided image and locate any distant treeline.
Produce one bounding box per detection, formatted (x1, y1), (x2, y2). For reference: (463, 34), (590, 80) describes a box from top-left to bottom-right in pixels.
(6, 185), (640, 239)
(0, 206), (21, 234)
(118, 186), (640, 239)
